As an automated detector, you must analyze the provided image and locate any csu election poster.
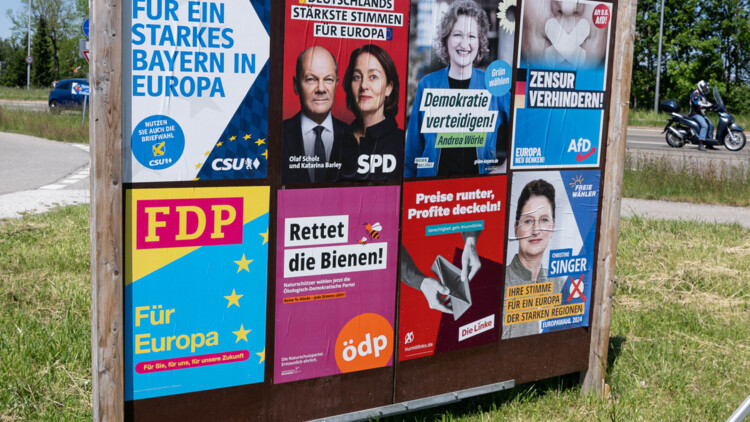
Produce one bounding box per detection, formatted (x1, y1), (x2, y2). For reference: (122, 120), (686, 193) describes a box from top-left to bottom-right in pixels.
(399, 176), (505, 361)
(280, 0), (409, 184)
(125, 0), (270, 182)
(124, 186), (269, 400)
(510, 0), (612, 169)
(502, 170), (599, 339)
(275, 186), (400, 383)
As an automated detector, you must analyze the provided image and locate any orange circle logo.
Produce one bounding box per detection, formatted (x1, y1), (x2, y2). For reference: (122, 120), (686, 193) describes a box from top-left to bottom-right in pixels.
(334, 313), (393, 373)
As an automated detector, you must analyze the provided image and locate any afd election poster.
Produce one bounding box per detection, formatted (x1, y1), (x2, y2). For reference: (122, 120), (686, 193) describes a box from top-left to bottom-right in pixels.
(280, 0), (410, 184)
(405, 0), (516, 178)
(275, 186), (400, 383)
(399, 177), (505, 361)
(510, 0), (612, 169)
(124, 186), (269, 400)
(125, 0), (270, 182)
(502, 170), (599, 339)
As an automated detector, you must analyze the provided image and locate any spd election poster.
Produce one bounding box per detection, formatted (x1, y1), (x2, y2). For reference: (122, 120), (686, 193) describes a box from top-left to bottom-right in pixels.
(275, 186), (400, 383)
(124, 186), (269, 400)
(510, 0), (612, 169)
(502, 170), (600, 338)
(399, 176), (506, 361)
(125, 0), (270, 182)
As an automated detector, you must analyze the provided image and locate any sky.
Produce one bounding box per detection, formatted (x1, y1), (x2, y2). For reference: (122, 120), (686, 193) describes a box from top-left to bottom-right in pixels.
(1, 0), (28, 40)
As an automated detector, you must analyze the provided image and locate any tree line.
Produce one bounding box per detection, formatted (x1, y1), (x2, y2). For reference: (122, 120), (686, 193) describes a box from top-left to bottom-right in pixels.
(2, 0), (749, 114)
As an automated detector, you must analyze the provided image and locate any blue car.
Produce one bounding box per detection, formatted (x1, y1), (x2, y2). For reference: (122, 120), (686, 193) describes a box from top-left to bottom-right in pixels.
(48, 78), (89, 112)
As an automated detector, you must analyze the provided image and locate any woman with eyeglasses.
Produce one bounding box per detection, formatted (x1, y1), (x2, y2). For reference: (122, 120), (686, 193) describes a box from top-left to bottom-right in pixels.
(502, 179), (565, 339)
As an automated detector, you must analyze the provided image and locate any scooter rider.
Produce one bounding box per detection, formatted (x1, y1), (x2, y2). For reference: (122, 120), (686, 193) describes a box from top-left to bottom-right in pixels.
(690, 80), (714, 151)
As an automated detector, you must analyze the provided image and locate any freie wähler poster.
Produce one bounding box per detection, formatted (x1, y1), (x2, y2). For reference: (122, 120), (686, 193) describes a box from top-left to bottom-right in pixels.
(126, 0), (270, 182)
(124, 186), (269, 400)
(405, 0), (516, 178)
(510, 0), (612, 169)
(502, 170), (599, 339)
(280, 0), (409, 184)
(275, 186), (400, 383)
(399, 176), (506, 361)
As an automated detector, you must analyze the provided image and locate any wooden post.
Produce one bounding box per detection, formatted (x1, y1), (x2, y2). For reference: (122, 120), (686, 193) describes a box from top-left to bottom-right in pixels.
(89, 0), (124, 419)
(581, 0), (638, 396)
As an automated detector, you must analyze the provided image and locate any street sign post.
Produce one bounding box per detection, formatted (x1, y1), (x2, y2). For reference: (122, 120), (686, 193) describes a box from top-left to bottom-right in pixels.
(82, 18), (89, 39)
(78, 39), (89, 62)
(24, 56), (33, 64)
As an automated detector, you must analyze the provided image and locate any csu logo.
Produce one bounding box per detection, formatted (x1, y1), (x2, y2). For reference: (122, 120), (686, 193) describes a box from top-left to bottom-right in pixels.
(212, 157), (260, 171)
(334, 313), (393, 373)
(567, 138), (597, 162)
(357, 154), (397, 174)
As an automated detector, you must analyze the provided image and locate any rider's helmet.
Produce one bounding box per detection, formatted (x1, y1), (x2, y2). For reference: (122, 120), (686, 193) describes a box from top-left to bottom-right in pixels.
(697, 80), (709, 95)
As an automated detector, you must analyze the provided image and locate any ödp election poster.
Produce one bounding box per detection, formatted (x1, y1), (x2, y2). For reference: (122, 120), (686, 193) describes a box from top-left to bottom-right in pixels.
(124, 186), (269, 400)
(510, 0), (612, 169)
(399, 177), (506, 361)
(502, 170), (599, 339)
(281, 0), (410, 184)
(275, 186), (400, 383)
(126, 0), (270, 182)
(405, 0), (516, 178)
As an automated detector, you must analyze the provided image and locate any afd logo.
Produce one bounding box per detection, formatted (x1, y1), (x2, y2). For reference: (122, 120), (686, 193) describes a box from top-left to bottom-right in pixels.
(212, 157), (260, 171)
(567, 138), (597, 162)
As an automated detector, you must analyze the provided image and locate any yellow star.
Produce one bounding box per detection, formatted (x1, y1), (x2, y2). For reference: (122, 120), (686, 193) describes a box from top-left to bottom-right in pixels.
(256, 347), (265, 363)
(261, 150), (268, 159)
(217, 141), (223, 147)
(254, 138), (266, 146)
(259, 229), (269, 245)
(195, 163), (202, 169)
(234, 254), (252, 273)
(232, 325), (251, 343)
(224, 289), (243, 308)
(243, 134), (252, 140)
(204, 151), (210, 156)
(229, 135), (237, 141)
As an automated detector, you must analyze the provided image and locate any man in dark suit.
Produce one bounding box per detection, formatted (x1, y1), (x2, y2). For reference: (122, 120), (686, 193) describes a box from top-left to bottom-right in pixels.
(282, 46), (349, 184)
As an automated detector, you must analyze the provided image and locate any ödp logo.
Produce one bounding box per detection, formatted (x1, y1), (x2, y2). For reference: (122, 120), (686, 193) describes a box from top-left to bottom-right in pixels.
(334, 313), (393, 373)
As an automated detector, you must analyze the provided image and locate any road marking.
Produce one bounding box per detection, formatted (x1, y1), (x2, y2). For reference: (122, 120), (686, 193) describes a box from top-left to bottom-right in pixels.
(40, 184), (66, 190)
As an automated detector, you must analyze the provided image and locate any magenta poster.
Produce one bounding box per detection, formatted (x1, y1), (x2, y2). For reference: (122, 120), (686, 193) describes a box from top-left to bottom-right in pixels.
(274, 186), (400, 384)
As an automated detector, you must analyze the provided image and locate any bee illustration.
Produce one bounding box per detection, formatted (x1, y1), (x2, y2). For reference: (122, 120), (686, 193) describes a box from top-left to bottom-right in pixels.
(364, 222), (382, 239)
(358, 237), (368, 246)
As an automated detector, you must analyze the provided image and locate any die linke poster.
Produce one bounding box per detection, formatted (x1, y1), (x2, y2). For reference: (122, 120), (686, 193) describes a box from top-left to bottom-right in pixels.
(275, 186), (400, 383)
(124, 186), (269, 400)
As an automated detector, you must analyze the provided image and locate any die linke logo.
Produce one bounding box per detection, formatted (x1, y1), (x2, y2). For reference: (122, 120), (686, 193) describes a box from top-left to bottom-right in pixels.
(136, 197), (244, 249)
(334, 313), (393, 373)
(568, 137), (597, 162)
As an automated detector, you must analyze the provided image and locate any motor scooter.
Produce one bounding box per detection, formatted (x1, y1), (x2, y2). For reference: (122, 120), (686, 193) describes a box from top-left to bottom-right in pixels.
(660, 87), (745, 151)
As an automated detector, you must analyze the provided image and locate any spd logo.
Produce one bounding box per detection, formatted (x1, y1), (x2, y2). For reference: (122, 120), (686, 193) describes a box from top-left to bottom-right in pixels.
(567, 138), (597, 162)
(357, 154), (397, 174)
(334, 313), (393, 373)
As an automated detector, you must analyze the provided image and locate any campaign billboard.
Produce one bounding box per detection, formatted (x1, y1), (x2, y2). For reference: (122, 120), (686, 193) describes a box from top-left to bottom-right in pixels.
(502, 170), (599, 338)
(275, 186), (401, 383)
(124, 186), (269, 400)
(399, 176), (506, 360)
(510, 0), (612, 169)
(280, 0), (410, 184)
(125, 0), (271, 182)
(404, 0), (516, 178)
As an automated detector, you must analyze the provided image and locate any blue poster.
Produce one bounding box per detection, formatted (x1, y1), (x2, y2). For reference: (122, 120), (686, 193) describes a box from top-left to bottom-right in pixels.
(510, 0), (613, 169)
(502, 170), (600, 339)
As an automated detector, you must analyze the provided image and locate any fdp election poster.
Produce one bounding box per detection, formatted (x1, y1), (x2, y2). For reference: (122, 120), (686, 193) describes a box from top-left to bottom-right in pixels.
(502, 170), (599, 339)
(280, 0), (409, 184)
(124, 186), (269, 400)
(125, 0), (270, 182)
(275, 186), (400, 383)
(404, 0), (515, 178)
(399, 177), (506, 361)
(510, 0), (612, 169)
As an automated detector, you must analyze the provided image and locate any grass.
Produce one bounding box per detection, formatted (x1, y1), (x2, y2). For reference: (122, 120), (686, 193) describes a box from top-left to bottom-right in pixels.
(0, 107), (89, 144)
(0, 86), (49, 101)
(2, 206), (749, 420)
(629, 108), (750, 129)
(623, 153), (750, 206)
